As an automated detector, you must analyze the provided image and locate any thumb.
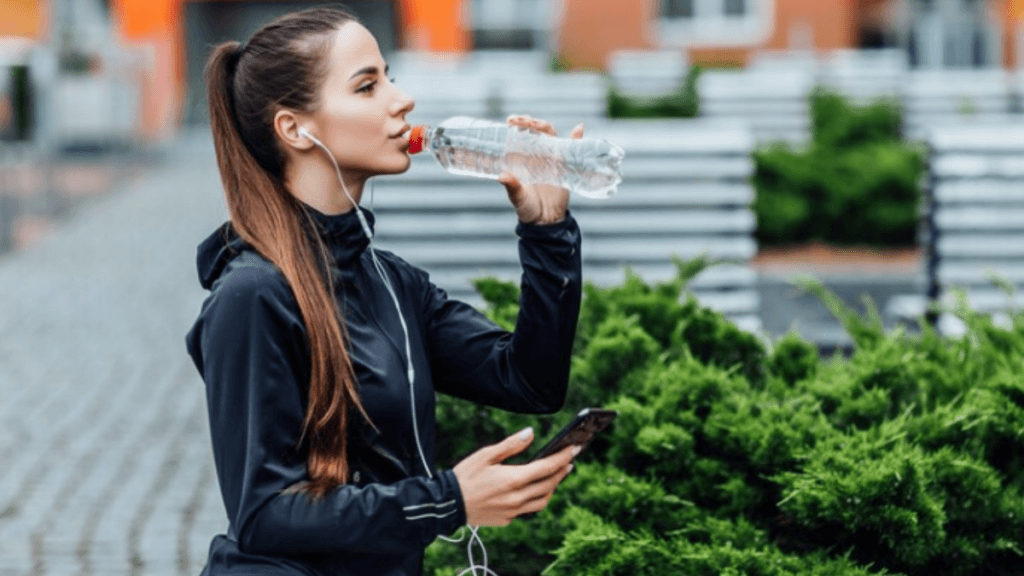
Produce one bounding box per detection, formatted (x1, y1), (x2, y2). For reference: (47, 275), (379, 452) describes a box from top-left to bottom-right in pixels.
(570, 122), (585, 139)
(498, 172), (524, 205)
(489, 426), (534, 463)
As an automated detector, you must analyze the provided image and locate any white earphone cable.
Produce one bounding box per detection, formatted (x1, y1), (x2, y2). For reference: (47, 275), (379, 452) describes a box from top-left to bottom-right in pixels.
(303, 129), (492, 576)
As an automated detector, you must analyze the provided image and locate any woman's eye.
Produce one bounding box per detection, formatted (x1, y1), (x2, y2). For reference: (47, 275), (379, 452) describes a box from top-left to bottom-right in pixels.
(356, 75), (395, 93)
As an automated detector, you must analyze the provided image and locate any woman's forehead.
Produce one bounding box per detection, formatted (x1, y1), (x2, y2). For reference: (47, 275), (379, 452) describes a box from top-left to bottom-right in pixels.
(329, 22), (385, 78)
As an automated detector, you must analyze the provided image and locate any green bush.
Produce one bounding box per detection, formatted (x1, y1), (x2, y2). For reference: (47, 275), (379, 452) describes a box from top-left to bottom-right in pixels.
(425, 261), (1024, 576)
(606, 65), (702, 119)
(753, 89), (926, 246)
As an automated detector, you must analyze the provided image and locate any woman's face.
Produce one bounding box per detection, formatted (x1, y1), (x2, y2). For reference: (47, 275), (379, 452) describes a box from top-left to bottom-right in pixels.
(307, 22), (415, 178)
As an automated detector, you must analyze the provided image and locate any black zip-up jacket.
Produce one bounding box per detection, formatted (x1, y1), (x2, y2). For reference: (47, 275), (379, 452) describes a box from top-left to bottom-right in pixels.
(184, 204), (582, 576)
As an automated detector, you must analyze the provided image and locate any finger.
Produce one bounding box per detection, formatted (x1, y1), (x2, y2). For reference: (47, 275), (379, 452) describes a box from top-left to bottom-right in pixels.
(517, 444), (579, 484)
(498, 172), (524, 204)
(521, 461), (574, 496)
(570, 122), (584, 139)
(527, 117), (556, 136)
(507, 114), (554, 136)
(506, 114), (529, 129)
(487, 426), (534, 463)
(518, 463), (573, 513)
(519, 492), (552, 516)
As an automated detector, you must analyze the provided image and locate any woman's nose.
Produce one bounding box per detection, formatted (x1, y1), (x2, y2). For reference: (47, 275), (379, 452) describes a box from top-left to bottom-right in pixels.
(393, 85), (415, 117)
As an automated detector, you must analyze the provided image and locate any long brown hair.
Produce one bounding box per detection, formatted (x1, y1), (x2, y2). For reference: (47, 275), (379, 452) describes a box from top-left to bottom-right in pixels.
(205, 6), (375, 498)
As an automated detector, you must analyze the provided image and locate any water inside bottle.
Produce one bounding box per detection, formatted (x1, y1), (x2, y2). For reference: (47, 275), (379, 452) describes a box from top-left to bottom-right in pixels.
(430, 118), (623, 198)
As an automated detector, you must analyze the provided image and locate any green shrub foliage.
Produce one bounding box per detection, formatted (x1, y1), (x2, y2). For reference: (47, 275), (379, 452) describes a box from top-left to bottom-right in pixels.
(753, 89), (926, 246)
(425, 263), (1024, 576)
(606, 65), (702, 119)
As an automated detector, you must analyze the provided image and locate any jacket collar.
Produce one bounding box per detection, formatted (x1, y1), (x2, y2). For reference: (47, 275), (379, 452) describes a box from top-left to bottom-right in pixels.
(305, 203), (374, 266)
(195, 203), (375, 290)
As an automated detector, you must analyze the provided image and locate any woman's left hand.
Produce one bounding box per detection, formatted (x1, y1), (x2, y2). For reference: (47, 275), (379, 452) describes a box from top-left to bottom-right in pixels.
(498, 115), (585, 226)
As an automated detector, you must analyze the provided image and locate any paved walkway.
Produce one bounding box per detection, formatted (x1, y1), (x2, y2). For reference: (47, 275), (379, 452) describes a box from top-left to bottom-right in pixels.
(0, 130), (229, 576)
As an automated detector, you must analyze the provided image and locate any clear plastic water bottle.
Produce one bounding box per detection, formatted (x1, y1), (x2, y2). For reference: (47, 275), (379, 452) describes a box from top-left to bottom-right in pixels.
(408, 116), (625, 198)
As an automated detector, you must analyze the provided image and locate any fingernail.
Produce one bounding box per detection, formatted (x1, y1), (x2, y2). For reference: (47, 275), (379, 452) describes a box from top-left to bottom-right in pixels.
(572, 445), (582, 456)
(575, 122), (584, 131)
(518, 427), (533, 442)
(567, 464), (574, 473)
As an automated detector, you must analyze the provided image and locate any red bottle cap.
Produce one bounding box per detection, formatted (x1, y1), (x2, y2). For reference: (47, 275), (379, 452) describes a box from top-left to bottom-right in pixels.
(408, 125), (426, 154)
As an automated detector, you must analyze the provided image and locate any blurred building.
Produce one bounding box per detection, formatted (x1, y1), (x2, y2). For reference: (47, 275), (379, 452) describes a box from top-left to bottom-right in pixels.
(4, 0), (1024, 144)
(0, 0), (469, 144)
(560, 0), (1021, 70)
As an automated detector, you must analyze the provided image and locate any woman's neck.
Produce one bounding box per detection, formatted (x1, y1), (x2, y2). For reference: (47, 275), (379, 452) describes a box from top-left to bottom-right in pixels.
(286, 156), (366, 215)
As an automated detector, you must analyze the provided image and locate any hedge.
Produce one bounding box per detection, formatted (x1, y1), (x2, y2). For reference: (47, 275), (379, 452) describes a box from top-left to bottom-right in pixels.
(606, 65), (702, 119)
(752, 90), (926, 247)
(424, 261), (1024, 576)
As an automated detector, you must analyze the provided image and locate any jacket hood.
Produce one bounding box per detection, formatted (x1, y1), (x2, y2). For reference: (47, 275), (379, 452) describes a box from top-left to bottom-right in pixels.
(195, 205), (376, 290)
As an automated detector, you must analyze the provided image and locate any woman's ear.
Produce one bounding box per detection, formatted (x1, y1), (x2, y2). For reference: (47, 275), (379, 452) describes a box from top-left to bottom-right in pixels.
(274, 109), (315, 151)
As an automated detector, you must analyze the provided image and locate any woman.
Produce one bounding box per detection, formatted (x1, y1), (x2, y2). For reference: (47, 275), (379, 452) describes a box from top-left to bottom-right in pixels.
(184, 6), (584, 576)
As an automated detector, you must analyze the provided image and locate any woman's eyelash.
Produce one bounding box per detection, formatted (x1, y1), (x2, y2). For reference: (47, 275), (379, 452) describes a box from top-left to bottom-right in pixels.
(357, 77), (396, 93)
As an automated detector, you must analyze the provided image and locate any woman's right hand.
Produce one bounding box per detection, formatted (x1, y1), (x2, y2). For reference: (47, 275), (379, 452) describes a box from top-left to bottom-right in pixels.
(452, 427), (579, 527)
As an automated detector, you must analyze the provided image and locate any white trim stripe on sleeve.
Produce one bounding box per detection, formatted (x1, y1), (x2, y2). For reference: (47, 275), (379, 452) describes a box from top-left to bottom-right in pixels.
(402, 499), (456, 512)
(406, 509), (459, 521)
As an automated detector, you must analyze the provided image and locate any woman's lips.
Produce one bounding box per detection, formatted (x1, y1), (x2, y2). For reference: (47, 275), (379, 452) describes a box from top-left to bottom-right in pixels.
(392, 125), (411, 140)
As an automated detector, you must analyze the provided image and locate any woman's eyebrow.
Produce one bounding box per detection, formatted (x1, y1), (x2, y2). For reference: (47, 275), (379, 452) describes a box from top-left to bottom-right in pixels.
(348, 63), (389, 81)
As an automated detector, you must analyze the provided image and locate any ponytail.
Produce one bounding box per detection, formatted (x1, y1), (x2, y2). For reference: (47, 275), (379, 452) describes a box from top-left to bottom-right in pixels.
(205, 19), (375, 499)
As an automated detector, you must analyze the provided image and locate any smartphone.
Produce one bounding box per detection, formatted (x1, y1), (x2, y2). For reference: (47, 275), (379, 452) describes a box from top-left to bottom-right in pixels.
(528, 407), (617, 462)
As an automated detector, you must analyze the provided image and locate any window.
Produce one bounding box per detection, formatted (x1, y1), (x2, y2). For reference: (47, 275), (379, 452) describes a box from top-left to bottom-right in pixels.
(664, 0), (748, 19)
(656, 0), (774, 48)
(724, 0), (746, 16)
(663, 0), (695, 18)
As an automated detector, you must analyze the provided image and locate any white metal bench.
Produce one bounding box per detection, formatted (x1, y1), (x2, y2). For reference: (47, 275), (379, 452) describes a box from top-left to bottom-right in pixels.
(902, 69), (1013, 142)
(885, 124), (1024, 334)
(606, 49), (689, 98)
(366, 119), (762, 333)
(496, 71), (607, 131)
(816, 48), (908, 105)
(697, 68), (813, 146)
(392, 50), (607, 132)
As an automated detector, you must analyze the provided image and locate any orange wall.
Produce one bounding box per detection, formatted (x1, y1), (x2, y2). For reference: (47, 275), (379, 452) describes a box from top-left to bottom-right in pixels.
(399, 0), (469, 51)
(1, 0), (48, 38)
(559, 0), (658, 69)
(765, 0), (856, 50)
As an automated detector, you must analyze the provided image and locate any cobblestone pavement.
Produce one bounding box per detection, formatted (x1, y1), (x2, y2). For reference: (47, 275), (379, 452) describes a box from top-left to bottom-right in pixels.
(0, 130), (229, 576)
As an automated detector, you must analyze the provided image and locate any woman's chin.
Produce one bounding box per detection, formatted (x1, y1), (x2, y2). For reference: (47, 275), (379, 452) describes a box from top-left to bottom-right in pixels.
(380, 154), (412, 175)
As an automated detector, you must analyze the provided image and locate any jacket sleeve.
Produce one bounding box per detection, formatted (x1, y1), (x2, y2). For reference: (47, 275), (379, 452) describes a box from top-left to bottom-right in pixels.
(424, 212), (582, 414)
(189, 264), (467, 557)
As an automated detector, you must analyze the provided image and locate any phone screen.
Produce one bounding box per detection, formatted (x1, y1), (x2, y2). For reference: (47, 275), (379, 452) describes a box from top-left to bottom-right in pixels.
(529, 408), (617, 462)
